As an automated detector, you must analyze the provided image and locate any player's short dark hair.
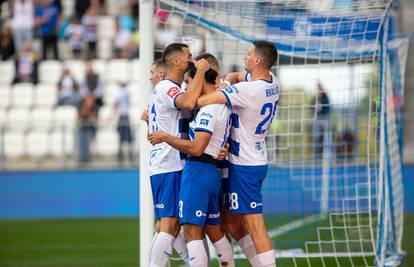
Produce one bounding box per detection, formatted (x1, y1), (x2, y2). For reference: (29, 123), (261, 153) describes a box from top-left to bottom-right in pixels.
(253, 40), (278, 69)
(162, 43), (189, 65)
(194, 53), (220, 72)
(153, 58), (166, 71)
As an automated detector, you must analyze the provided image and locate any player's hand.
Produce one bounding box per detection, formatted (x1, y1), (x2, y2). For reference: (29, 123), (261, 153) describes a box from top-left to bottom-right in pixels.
(140, 108), (149, 123)
(195, 58), (210, 74)
(216, 143), (229, 161)
(148, 131), (166, 145)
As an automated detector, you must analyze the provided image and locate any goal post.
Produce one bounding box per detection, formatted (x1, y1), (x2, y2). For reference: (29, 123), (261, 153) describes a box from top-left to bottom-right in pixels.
(139, 1), (409, 266)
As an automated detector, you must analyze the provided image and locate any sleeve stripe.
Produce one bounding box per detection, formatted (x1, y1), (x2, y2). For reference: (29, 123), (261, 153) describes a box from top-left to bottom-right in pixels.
(194, 128), (213, 135)
(173, 92), (184, 108)
(219, 90), (232, 109)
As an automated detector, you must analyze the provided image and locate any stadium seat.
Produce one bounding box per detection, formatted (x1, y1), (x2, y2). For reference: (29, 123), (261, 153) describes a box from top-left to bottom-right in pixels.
(103, 82), (119, 104)
(4, 131), (26, 157)
(107, 59), (130, 83)
(26, 130), (49, 157)
(30, 107), (53, 131)
(0, 85), (11, 109)
(0, 61), (15, 84)
(54, 106), (77, 130)
(7, 107), (30, 131)
(49, 128), (75, 156)
(97, 39), (112, 60)
(95, 128), (119, 156)
(97, 16), (116, 40)
(128, 82), (141, 107)
(39, 60), (63, 84)
(65, 60), (86, 83)
(97, 105), (115, 127)
(130, 59), (141, 82)
(11, 83), (33, 107)
(0, 109), (6, 126)
(92, 60), (107, 81)
(34, 83), (58, 107)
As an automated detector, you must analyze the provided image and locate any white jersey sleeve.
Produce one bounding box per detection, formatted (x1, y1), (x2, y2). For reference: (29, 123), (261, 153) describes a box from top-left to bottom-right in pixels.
(158, 81), (184, 110)
(193, 105), (218, 135)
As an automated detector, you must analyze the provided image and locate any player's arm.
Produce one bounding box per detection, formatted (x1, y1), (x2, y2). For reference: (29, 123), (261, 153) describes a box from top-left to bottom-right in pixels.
(174, 59), (210, 110)
(149, 131), (211, 157)
(197, 91), (227, 107)
(224, 71), (248, 84)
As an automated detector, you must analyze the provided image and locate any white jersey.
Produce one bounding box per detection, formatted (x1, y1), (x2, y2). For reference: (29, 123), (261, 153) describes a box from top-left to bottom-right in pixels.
(220, 72), (280, 166)
(189, 104), (231, 158)
(148, 79), (191, 176)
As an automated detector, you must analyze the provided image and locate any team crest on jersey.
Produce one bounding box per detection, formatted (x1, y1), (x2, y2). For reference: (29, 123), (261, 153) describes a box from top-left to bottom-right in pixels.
(166, 87), (181, 98)
(200, 119), (209, 126)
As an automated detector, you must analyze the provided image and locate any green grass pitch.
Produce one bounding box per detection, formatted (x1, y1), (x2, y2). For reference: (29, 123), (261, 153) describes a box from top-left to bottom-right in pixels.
(0, 215), (412, 267)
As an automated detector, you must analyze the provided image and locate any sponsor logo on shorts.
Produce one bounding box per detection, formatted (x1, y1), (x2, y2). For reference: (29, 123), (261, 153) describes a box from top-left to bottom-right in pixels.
(155, 203), (165, 209)
(208, 212), (220, 219)
(195, 210), (206, 217)
(250, 202), (263, 209)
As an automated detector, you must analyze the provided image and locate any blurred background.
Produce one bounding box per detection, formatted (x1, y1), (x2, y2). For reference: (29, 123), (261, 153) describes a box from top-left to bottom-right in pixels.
(0, 0), (413, 266)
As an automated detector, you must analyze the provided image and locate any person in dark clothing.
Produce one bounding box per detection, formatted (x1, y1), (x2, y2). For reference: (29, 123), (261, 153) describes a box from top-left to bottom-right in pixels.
(312, 82), (331, 157)
(35, 0), (59, 60)
(81, 61), (103, 107)
(13, 42), (38, 84)
(77, 94), (97, 164)
(0, 24), (15, 60)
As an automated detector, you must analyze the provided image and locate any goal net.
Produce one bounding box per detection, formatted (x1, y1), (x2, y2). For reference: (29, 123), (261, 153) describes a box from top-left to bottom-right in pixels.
(148, 1), (409, 266)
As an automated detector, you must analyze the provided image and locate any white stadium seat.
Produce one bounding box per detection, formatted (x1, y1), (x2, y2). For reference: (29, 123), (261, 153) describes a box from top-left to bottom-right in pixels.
(97, 105), (115, 127)
(7, 107), (30, 131)
(11, 83), (33, 107)
(54, 106), (77, 129)
(95, 128), (119, 156)
(0, 61), (15, 84)
(107, 59), (130, 83)
(39, 60), (63, 84)
(0, 109), (6, 126)
(34, 83), (57, 107)
(30, 107), (53, 131)
(65, 60), (86, 83)
(97, 16), (116, 40)
(129, 82), (141, 107)
(130, 59), (141, 82)
(92, 60), (107, 81)
(103, 82), (119, 104)
(26, 130), (49, 157)
(49, 128), (75, 156)
(97, 39), (112, 60)
(4, 131), (25, 157)
(0, 85), (11, 109)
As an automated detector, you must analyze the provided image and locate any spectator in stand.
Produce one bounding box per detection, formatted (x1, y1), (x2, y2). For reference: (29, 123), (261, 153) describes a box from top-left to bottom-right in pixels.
(129, 0), (139, 24)
(11, 0), (34, 53)
(13, 42), (38, 84)
(56, 67), (79, 106)
(113, 82), (133, 163)
(312, 82), (331, 157)
(81, 61), (103, 107)
(77, 93), (97, 164)
(75, 0), (99, 20)
(35, 0), (59, 60)
(0, 23), (15, 60)
(82, 6), (98, 59)
(112, 19), (131, 58)
(65, 16), (83, 58)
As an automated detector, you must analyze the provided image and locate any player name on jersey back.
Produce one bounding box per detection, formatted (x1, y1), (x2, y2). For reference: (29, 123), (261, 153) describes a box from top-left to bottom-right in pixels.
(220, 72), (280, 166)
(148, 79), (190, 176)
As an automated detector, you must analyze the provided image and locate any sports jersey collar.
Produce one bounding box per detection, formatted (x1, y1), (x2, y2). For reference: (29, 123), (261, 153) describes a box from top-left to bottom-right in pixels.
(163, 78), (182, 88)
(259, 76), (273, 83)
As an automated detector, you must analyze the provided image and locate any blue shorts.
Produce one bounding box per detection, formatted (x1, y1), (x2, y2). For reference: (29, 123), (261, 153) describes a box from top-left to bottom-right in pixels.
(218, 160), (230, 209)
(227, 162), (268, 214)
(150, 170), (182, 219)
(179, 160), (221, 226)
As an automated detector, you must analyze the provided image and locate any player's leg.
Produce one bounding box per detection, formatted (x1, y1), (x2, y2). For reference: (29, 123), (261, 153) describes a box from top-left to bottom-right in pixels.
(184, 224), (208, 267)
(227, 163), (276, 266)
(173, 230), (189, 263)
(149, 171), (182, 267)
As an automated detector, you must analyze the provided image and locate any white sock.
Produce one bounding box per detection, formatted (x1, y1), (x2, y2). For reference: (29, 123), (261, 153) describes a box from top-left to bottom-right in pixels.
(149, 232), (159, 262)
(238, 234), (259, 266)
(253, 250), (276, 267)
(187, 240), (208, 267)
(174, 232), (189, 263)
(202, 238), (211, 265)
(149, 232), (175, 267)
(213, 236), (235, 267)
